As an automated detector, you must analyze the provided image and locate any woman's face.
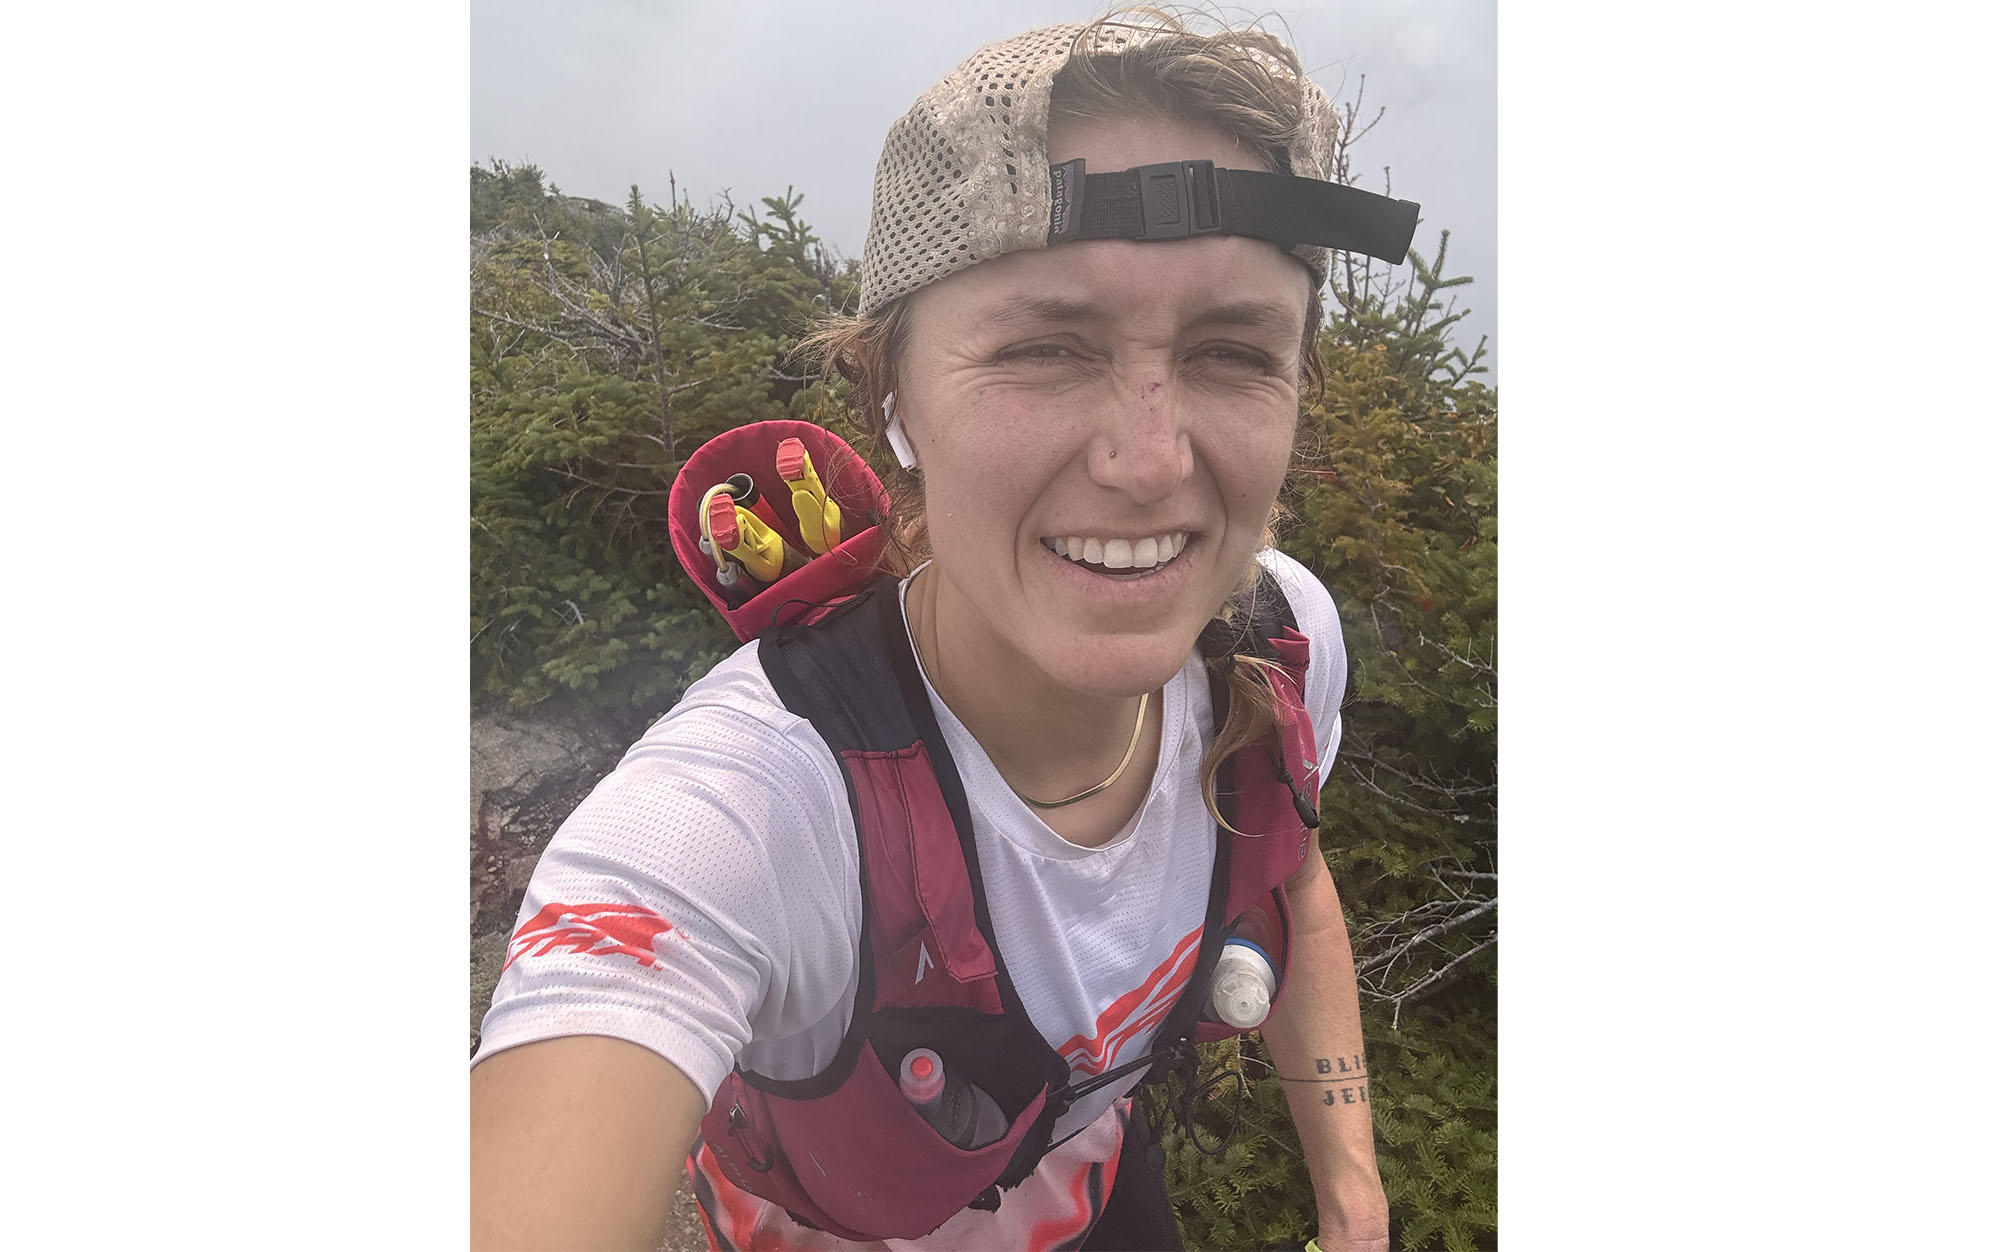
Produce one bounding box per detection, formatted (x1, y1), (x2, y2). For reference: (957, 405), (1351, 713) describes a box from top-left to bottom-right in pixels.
(897, 113), (1309, 701)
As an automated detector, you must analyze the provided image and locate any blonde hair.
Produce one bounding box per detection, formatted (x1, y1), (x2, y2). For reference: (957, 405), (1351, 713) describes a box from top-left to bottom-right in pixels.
(1197, 554), (1294, 832)
(794, 7), (1329, 823)
(1052, 7), (1315, 176)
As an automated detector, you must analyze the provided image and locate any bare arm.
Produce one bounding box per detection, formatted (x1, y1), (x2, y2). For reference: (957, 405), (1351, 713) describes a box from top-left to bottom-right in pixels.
(1259, 851), (1390, 1252)
(471, 1036), (708, 1251)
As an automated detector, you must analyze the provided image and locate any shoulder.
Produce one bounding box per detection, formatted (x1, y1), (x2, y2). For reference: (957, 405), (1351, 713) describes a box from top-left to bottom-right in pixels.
(619, 642), (847, 805)
(1253, 548), (1344, 664)
(586, 640), (862, 914)
(477, 640), (865, 1094)
(1252, 547), (1348, 751)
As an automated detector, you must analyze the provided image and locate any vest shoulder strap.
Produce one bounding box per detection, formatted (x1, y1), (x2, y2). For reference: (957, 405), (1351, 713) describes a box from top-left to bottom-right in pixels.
(757, 578), (1014, 1019)
(1144, 563), (1316, 1060)
(758, 577), (934, 756)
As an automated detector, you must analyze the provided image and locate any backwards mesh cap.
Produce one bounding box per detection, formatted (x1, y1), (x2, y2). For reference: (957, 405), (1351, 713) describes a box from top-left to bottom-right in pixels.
(857, 19), (1418, 317)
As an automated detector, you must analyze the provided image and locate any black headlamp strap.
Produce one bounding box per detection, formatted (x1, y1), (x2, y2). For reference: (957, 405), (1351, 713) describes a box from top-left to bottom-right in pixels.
(1048, 157), (1420, 266)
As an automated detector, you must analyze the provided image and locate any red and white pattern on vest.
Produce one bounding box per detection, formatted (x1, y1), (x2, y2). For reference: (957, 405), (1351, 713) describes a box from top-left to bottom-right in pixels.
(690, 619), (1322, 1246)
(688, 1099), (1132, 1251)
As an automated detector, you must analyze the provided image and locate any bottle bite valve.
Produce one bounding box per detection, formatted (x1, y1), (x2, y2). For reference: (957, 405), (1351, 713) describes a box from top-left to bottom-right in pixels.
(899, 1048), (946, 1105)
(1209, 937), (1277, 1029)
(897, 1047), (1005, 1150)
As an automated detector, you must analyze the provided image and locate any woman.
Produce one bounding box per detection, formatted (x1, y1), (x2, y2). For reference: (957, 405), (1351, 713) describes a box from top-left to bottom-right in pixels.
(473, 11), (1411, 1250)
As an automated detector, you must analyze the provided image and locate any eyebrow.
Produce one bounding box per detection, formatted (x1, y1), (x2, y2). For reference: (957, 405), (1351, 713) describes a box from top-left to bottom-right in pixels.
(981, 295), (1300, 333)
(1187, 299), (1303, 332)
(983, 295), (1100, 329)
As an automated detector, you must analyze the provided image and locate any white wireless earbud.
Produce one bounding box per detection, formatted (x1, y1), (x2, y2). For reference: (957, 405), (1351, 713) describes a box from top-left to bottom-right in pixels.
(882, 390), (918, 471)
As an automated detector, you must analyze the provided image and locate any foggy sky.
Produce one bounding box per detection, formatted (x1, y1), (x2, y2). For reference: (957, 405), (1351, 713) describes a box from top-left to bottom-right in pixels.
(472, 0), (1497, 380)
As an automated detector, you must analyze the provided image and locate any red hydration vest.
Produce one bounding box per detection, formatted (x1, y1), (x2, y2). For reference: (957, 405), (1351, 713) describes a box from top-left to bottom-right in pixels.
(667, 421), (1325, 1241)
(693, 576), (1324, 1242)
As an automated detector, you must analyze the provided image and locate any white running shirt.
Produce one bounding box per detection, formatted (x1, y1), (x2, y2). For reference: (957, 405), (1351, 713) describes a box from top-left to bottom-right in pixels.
(474, 548), (1347, 1250)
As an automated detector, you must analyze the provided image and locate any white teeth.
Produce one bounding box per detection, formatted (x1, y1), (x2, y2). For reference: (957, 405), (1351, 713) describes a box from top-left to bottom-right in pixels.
(1044, 531), (1189, 573)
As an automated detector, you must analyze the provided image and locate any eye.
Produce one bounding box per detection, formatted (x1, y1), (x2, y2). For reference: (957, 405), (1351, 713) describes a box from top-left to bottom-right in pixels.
(995, 340), (1079, 363)
(1190, 342), (1273, 368)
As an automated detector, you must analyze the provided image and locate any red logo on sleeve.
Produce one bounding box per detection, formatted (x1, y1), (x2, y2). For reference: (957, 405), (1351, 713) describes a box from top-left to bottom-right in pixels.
(504, 902), (675, 972)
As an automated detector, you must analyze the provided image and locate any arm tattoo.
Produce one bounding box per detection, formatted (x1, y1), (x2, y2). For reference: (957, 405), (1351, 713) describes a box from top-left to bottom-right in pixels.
(1279, 1054), (1370, 1105)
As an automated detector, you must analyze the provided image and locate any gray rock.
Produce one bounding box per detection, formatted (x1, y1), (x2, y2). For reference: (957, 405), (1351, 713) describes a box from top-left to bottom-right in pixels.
(469, 706), (634, 936)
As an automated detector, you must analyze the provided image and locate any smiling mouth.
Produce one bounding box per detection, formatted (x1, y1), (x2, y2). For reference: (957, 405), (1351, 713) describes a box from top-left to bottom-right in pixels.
(1040, 531), (1190, 578)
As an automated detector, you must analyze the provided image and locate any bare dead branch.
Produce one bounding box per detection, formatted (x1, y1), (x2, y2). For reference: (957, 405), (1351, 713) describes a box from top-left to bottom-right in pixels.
(1342, 748), (1494, 801)
(1354, 899), (1496, 977)
(1386, 937), (1497, 1028)
(545, 467), (674, 498)
(1415, 630), (1496, 679)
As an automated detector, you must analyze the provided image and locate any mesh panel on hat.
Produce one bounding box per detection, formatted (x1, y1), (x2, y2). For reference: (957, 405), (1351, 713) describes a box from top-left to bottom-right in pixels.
(858, 20), (1339, 317)
(860, 23), (1083, 317)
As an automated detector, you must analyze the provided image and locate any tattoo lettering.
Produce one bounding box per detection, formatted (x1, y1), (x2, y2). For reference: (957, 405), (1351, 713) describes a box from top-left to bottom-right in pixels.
(1286, 1055), (1369, 1106)
(1292, 1055), (1365, 1080)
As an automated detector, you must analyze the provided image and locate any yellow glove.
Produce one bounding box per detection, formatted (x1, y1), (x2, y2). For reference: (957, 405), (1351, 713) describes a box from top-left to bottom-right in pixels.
(705, 488), (804, 583)
(776, 437), (843, 554)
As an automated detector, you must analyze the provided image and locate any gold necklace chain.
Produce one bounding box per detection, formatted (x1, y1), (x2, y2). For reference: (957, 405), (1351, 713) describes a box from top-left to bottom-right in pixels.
(908, 568), (1147, 811)
(1011, 690), (1149, 810)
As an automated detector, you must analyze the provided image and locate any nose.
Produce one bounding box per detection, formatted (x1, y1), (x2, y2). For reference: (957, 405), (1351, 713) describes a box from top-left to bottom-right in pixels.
(1088, 373), (1193, 504)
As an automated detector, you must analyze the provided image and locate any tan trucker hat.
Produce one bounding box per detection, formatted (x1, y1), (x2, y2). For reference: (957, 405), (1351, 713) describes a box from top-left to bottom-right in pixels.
(856, 19), (1419, 317)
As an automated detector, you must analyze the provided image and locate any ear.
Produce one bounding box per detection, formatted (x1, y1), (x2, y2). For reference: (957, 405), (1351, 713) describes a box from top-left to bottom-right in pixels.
(883, 391), (919, 472)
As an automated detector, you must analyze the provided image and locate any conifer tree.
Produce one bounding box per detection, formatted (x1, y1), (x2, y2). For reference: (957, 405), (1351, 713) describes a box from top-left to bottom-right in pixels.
(469, 165), (855, 717)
